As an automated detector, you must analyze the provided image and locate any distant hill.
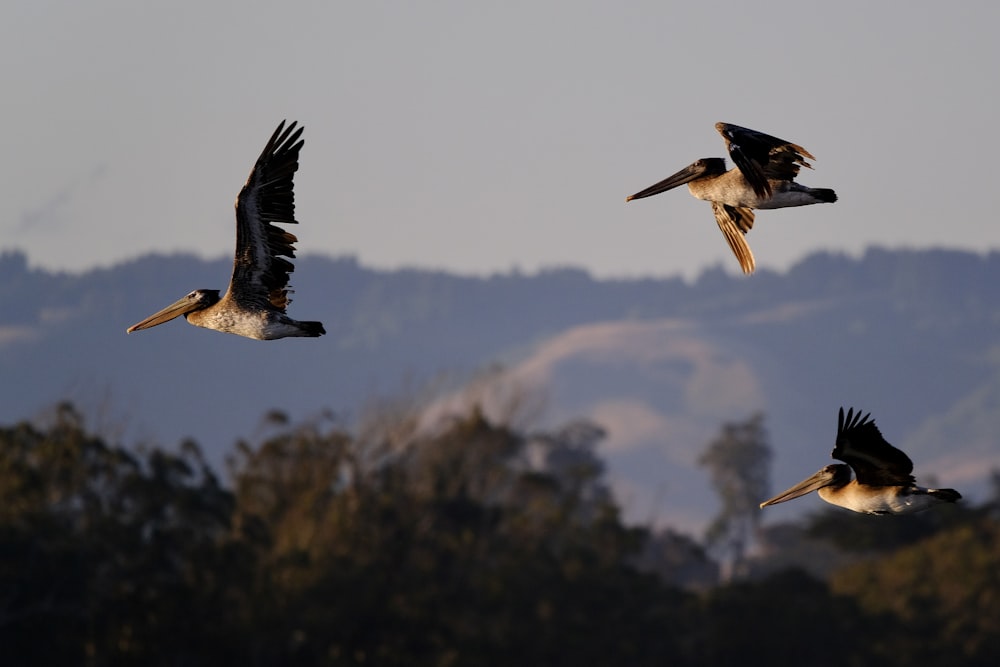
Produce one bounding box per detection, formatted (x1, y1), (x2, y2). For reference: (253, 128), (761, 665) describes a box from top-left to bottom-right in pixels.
(2, 247), (999, 532)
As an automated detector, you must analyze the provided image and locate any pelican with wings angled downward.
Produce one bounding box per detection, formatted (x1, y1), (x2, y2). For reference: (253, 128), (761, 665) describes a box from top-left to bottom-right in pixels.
(626, 122), (837, 274)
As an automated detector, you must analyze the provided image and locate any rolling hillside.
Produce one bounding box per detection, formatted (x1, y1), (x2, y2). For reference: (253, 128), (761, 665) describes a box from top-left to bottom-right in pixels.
(2, 247), (998, 530)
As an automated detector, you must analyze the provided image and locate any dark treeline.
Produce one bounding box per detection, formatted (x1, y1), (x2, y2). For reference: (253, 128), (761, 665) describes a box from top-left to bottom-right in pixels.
(2, 403), (1000, 666)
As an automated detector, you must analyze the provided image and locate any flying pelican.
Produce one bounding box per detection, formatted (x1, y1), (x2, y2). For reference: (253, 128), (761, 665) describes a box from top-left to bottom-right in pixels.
(625, 122), (837, 274)
(760, 408), (961, 515)
(126, 121), (325, 340)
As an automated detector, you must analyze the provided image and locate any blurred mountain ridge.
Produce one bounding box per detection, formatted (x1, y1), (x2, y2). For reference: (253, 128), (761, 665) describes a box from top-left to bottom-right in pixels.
(2, 246), (999, 530)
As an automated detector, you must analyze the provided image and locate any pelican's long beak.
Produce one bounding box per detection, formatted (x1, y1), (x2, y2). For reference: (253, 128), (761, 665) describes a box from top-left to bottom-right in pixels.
(625, 162), (707, 202)
(759, 468), (836, 508)
(126, 294), (201, 333)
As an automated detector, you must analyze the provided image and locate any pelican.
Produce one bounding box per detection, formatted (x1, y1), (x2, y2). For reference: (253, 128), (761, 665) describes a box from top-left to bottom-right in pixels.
(760, 408), (961, 515)
(625, 122), (837, 274)
(126, 121), (325, 340)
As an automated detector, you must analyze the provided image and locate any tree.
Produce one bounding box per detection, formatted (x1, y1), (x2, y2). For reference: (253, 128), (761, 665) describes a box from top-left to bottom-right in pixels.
(831, 519), (1000, 666)
(698, 412), (771, 580)
(27, 400), (984, 665)
(225, 404), (698, 665)
(699, 568), (880, 667)
(0, 403), (252, 665)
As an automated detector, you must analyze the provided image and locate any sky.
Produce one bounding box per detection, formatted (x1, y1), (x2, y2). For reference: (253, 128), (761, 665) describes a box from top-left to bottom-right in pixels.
(3, 1), (1000, 280)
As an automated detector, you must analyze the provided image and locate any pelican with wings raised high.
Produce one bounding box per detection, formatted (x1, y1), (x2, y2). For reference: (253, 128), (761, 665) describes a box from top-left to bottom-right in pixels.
(626, 122), (837, 274)
(760, 408), (961, 515)
(126, 121), (325, 340)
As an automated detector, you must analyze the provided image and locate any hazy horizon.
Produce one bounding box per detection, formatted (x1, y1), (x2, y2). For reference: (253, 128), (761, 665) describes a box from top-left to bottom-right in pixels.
(4, 2), (1000, 280)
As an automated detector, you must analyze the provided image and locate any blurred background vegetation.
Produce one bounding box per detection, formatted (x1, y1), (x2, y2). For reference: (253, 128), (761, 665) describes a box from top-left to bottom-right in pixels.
(2, 401), (998, 666)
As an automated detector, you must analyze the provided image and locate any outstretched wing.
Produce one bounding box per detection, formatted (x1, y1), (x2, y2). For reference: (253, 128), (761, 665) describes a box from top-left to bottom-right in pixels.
(711, 202), (756, 274)
(715, 122), (816, 198)
(833, 407), (915, 487)
(227, 120), (305, 312)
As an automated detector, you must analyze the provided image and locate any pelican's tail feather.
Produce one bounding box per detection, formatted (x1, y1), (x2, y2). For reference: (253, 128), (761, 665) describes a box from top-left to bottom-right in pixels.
(810, 187), (838, 204)
(927, 488), (962, 503)
(298, 321), (327, 337)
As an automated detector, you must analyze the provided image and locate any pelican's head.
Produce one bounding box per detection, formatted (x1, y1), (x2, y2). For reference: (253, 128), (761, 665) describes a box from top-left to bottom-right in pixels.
(759, 464), (852, 509)
(626, 158), (727, 202)
(126, 289), (221, 333)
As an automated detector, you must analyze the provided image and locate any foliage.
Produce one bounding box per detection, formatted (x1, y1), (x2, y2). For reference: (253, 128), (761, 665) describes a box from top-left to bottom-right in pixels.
(225, 407), (697, 665)
(698, 412), (771, 576)
(832, 519), (1000, 666)
(0, 404), (694, 665)
(699, 568), (885, 666)
(0, 403), (248, 665)
(3, 403), (1000, 666)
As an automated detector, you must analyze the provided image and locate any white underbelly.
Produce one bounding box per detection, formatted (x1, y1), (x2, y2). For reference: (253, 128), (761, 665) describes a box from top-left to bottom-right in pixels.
(820, 486), (938, 515)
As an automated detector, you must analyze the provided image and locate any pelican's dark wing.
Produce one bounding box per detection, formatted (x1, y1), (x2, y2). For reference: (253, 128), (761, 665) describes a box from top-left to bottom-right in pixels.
(711, 202), (756, 274)
(833, 407), (915, 487)
(227, 120), (305, 312)
(715, 122), (816, 198)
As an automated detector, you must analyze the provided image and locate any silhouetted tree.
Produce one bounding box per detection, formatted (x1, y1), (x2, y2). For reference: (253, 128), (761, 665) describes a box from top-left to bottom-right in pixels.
(702, 566), (897, 667)
(225, 405), (697, 665)
(0, 403), (252, 665)
(831, 519), (1000, 666)
(8, 401), (1000, 666)
(698, 412), (770, 579)
(635, 528), (719, 589)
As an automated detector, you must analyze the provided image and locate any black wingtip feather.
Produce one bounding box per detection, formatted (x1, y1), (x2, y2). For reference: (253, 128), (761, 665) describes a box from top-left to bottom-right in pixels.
(839, 407), (873, 434)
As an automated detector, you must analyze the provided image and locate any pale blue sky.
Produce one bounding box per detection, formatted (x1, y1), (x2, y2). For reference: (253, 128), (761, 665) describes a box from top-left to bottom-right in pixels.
(3, 1), (999, 278)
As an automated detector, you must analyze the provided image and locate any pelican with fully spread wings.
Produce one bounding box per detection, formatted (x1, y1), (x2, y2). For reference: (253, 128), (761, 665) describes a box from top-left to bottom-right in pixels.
(626, 122), (837, 274)
(760, 408), (961, 515)
(126, 121), (325, 340)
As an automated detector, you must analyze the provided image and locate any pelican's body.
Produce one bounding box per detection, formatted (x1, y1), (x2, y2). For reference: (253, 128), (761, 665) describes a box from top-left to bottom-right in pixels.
(818, 480), (948, 515)
(127, 121), (325, 341)
(626, 122), (837, 274)
(685, 168), (828, 211)
(760, 408), (961, 515)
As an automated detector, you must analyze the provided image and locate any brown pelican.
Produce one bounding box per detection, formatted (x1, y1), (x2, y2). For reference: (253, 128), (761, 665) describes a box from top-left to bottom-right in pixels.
(625, 122), (837, 274)
(760, 408), (961, 515)
(126, 121), (325, 340)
